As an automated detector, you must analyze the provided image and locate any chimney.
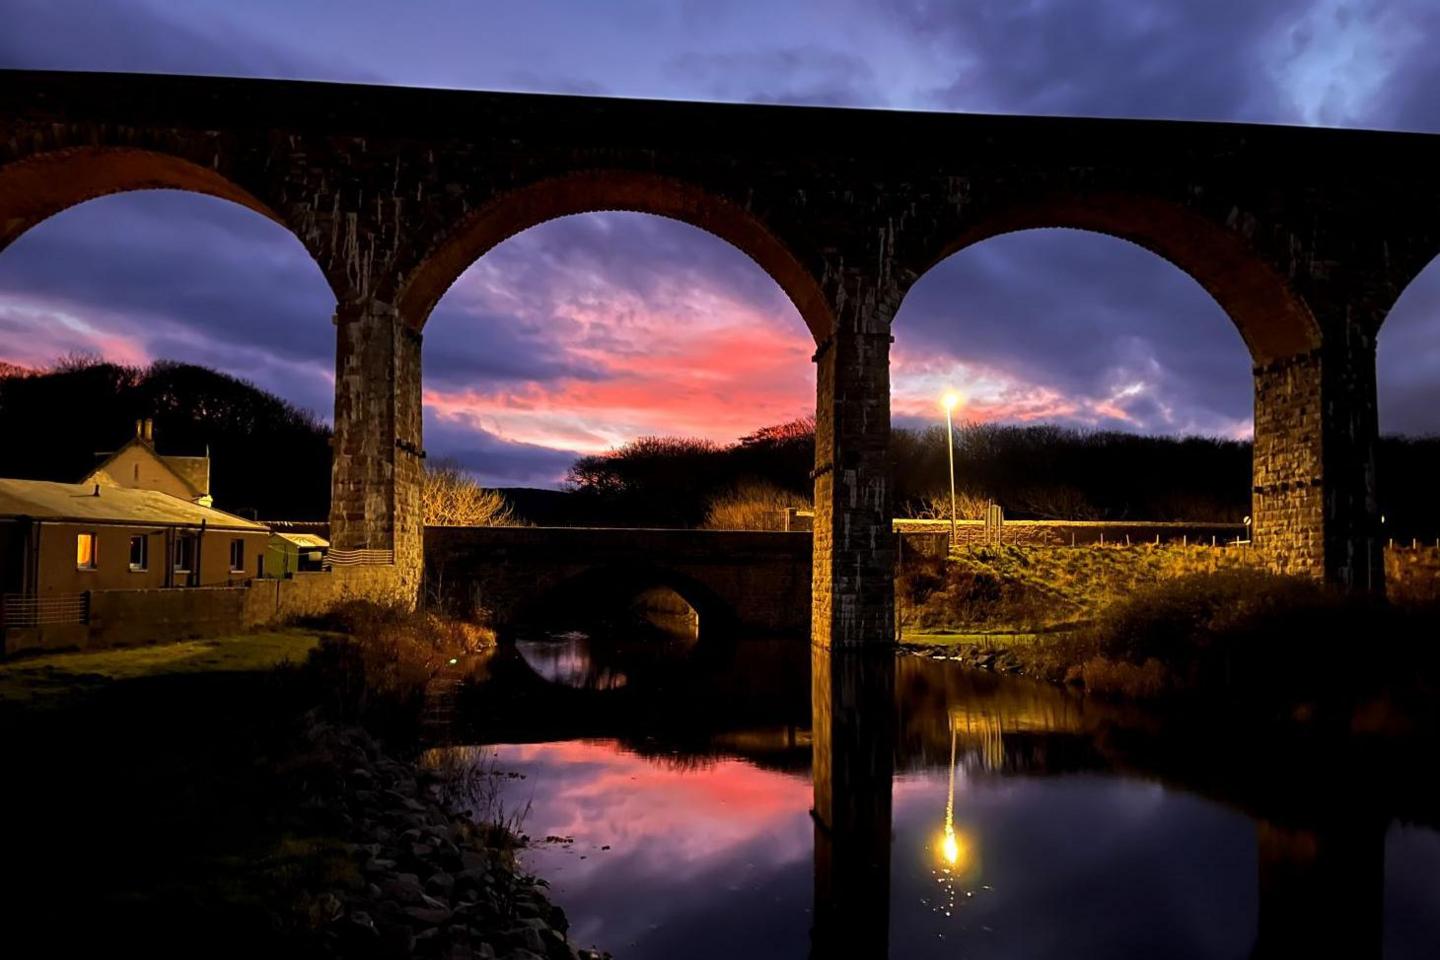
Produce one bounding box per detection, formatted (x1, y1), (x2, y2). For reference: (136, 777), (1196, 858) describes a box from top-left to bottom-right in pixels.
(143, 418), (154, 443)
(135, 419), (144, 439)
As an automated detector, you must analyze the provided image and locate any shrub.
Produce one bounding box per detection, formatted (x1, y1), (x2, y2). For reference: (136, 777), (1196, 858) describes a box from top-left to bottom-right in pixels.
(304, 601), (496, 734)
(702, 480), (809, 531)
(423, 462), (518, 526)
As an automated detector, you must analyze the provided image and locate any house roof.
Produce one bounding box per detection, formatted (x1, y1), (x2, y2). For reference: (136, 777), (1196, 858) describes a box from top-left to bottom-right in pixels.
(0, 478), (268, 531)
(160, 454), (210, 497)
(85, 437), (209, 499)
(273, 532), (329, 549)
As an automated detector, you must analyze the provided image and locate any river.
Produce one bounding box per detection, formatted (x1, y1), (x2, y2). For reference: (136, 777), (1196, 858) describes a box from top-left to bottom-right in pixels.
(428, 629), (1440, 959)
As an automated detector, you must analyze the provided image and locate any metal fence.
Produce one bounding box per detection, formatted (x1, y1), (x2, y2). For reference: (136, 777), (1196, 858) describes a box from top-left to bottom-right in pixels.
(324, 547), (395, 569)
(2, 592), (90, 627)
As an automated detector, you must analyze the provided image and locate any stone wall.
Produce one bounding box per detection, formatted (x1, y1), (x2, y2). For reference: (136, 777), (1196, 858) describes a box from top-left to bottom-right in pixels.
(88, 586), (248, 647)
(1385, 545), (1440, 605)
(425, 526), (813, 635)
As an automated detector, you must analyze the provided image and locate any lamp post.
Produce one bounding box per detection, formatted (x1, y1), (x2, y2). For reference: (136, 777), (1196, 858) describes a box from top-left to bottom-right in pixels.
(942, 392), (961, 549)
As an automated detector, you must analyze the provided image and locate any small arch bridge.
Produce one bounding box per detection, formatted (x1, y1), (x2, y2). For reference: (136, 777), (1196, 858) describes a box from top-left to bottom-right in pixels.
(424, 526), (813, 637)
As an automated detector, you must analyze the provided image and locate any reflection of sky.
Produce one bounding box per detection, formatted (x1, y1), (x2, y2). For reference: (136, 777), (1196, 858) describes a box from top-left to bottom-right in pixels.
(1384, 824), (1440, 959)
(489, 740), (814, 955)
(472, 733), (1440, 959)
(890, 773), (1257, 959)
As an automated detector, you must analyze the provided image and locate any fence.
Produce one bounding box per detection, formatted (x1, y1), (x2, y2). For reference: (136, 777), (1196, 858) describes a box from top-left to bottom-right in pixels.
(324, 547), (395, 569)
(1, 592), (90, 627)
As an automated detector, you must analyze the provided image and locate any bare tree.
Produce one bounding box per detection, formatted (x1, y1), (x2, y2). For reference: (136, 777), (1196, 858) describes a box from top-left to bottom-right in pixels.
(423, 461), (518, 526)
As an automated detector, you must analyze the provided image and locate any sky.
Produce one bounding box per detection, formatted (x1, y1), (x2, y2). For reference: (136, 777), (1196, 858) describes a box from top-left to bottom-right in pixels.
(2, 0), (1439, 487)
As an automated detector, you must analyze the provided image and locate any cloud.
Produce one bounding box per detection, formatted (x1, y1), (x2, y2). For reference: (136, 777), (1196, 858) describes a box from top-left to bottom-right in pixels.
(3, 0), (1440, 490)
(665, 46), (881, 106)
(0, 0), (360, 81)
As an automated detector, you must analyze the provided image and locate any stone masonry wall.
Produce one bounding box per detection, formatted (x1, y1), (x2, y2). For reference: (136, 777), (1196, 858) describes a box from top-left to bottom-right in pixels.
(1253, 351), (1326, 577)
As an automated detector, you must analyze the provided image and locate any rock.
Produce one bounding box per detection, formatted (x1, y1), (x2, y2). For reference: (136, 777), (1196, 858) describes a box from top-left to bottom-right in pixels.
(382, 874), (427, 904)
(426, 871), (456, 896)
(364, 857), (399, 875)
(404, 905), (454, 926)
(503, 923), (548, 955)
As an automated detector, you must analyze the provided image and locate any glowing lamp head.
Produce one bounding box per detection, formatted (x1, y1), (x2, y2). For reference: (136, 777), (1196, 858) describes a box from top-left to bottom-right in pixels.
(942, 391), (962, 413)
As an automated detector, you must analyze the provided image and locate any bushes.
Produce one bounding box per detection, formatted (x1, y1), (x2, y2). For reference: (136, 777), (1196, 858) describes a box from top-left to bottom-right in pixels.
(1052, 569), (1386, 698)
(702, 480), (809, 530)
(304, 601), (495, 734)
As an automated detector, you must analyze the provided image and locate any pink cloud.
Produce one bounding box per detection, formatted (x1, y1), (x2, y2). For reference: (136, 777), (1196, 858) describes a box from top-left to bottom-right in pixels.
(0, 294), (152, 369)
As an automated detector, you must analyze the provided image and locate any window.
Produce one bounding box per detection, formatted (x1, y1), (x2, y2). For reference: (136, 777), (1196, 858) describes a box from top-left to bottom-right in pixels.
(229, 538), (245, 573)
(76, 532), (98, 570)
(173, 534), (196, 574)
(128, 534), (148, 572)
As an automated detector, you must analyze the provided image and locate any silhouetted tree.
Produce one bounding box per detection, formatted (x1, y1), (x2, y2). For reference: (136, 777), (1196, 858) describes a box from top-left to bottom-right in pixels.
(0, 357), (331, 519)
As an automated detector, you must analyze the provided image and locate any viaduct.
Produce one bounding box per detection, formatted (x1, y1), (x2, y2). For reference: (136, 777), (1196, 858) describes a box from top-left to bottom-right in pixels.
(4, 70), (1439, 649)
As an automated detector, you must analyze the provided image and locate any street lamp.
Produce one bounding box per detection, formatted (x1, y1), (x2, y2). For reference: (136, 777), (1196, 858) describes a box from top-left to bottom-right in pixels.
(942, 391), (962, 549)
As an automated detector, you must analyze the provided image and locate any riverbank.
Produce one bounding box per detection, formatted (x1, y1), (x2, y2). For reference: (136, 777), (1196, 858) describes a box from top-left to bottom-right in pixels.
(0, 628), (604, 959)
(900, 549), (1440, 723)
(897, 542), (1257, 633)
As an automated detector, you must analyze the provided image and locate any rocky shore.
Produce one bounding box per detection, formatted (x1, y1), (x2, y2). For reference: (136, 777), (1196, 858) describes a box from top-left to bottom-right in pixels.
(295, 716), (605, 960)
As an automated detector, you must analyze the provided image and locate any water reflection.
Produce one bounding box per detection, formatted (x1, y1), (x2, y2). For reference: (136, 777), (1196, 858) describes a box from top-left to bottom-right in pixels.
(436, 635), (1440, 959)
(515, 632), (630, 690)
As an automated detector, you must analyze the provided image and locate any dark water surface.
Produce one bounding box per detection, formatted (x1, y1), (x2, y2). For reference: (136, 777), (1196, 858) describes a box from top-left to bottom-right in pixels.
(434, 634), (1440, 959)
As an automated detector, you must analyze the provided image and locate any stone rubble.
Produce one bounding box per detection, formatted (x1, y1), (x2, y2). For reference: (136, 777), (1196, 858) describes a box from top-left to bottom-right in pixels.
(297, 717), (607, 960)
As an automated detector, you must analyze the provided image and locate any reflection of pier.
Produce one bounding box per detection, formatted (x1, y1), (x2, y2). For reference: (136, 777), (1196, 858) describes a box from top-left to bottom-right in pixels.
(463, 641), (1435, 958)
(1251, 819), (1386, 960)
(810, 645), (894, 959)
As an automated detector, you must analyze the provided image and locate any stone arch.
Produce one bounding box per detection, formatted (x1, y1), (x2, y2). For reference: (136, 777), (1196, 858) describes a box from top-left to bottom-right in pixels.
(513, 563), (736, 642)
(0, 146), (343, 298)
(396, 169), (832, 341)
(897, 191), (1350, 581)
(906, 192), (1321, 366)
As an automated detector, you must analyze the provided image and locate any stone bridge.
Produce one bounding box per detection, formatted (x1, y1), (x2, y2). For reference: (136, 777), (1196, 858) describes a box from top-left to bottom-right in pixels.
(5, 70), (1440, 646)
(424, 526), (812, 637)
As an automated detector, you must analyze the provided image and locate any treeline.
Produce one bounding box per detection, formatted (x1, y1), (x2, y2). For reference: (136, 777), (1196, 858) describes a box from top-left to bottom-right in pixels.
(8, 358), (1438, 536)
(566, 418), (1440, 535)
(0, 357), (332, 519)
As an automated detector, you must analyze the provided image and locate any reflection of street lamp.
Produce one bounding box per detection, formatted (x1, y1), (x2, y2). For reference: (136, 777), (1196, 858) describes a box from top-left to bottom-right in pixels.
(943, 718), (959, 864)
(942, 392), (962, 549)
(937, 714), (973, 873)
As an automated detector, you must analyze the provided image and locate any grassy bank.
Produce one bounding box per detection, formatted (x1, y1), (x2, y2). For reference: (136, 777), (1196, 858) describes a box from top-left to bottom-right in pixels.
(0, 630), (322, 704)
(900, 547), (1440, 716)
(898, 542), (1257, 633)
(0, 614), (596, 959)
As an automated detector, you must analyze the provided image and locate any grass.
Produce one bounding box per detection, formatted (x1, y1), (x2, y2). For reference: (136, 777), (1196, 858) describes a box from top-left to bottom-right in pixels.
(898, 542), (1257, 634)
(0, 629), (324, 704)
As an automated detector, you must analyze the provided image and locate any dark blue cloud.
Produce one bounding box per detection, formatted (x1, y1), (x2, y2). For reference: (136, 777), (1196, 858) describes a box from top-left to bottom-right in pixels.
(1, 0), (1439, 486)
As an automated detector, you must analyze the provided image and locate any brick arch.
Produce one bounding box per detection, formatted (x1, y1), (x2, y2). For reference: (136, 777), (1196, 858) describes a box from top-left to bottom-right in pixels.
(0, 146), (343, 297)
(906, 193), (1321, 365)
(396, 169), (833, 342)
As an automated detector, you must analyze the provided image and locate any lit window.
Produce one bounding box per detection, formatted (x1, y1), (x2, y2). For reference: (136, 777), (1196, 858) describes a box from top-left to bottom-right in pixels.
(229, 538), (245, 573)
(129, 534), (148, 572)
(76, 532), (98, 570)
(173, 535), (196, 574)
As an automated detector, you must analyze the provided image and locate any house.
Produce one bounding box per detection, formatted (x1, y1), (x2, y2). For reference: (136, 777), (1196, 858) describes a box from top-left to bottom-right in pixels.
(81, 419), (213, 506)
(0, 478), (270, 653)
(265, 530), (330, 578)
